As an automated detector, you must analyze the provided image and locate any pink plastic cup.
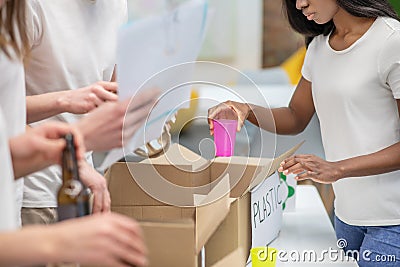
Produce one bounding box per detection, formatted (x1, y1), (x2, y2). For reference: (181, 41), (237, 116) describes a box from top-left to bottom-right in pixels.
(212, 119), (238, 157)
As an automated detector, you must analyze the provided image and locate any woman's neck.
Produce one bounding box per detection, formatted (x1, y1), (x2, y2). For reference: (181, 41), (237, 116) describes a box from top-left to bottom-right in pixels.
(332, 8), (376, 36)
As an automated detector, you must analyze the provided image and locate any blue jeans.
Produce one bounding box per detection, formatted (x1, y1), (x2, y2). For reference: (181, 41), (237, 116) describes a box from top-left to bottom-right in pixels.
(334, 216), (400, 267)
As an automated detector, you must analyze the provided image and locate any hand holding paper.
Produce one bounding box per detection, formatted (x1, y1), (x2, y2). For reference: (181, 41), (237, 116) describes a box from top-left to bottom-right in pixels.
(76, 88), (160, 152)
(98, 0), (210, 171)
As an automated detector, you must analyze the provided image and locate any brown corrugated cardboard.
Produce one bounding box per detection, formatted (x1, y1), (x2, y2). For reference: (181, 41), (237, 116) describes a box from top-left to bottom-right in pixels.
(140, 221), (196, 267)
(210, 248), (246, 267)
(106, 160), (230, 267)
(107, 161), (211, 206)
(106, 142), (302, 267)
(205, 193), (251, 266)
(205, 142), (303, 266)
(141, 143), (209, 170)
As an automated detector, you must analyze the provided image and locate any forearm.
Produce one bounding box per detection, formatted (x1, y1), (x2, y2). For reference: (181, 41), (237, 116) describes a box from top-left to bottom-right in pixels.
(74, 119), (96, 151)
(11, 157), (51, 179)
(337, 142), (400, 179)
(26, 91), (68, 123)
(0, 226), (58, 266)
(247, 104), (307, 135)
(9, 138), (56, 179)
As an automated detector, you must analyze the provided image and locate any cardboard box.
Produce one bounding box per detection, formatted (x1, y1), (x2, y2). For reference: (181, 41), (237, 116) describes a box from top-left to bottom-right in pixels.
(106, 143), (301, 267)
(205, 193), (251, 266)
(106, 170), (230, 265)
(205, 143), (302, 266)
(210, 248), (246, 267)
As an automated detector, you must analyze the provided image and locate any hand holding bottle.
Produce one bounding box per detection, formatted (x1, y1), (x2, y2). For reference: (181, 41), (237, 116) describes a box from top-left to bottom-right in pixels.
(9, 122), (85, 178)
(78, 161), (111, 214)
(58, 133), (90, 220)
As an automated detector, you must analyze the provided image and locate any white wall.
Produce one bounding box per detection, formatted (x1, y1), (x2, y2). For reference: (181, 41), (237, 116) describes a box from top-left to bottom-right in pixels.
(198, 0), (263, 70)
(234, 0), (263, 70)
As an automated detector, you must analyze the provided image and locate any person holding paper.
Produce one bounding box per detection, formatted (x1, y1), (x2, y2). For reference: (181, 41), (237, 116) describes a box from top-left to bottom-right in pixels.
(22, 0), (159, 225)
(0, 2), (148, 266)
(0, 111), (147, 267)
(209, 0), (400, 265)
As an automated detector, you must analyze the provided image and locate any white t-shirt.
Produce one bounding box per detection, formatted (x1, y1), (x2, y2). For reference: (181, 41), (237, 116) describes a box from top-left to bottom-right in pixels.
(23, 0), (127, 208)
(0, 109), (18, 231)
(0, 51), (26, 226)
(302, 17), (400, 226)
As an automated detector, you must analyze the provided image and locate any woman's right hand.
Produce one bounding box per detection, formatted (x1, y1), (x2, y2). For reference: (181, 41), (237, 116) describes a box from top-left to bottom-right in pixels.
(207, 100), (251, 135)
(75, 88), (160, 151)
(0, 213), (147, 267)
(9, 122), (85, 178)
(47, 212), (148, 267)
(60, 81), (119, 114)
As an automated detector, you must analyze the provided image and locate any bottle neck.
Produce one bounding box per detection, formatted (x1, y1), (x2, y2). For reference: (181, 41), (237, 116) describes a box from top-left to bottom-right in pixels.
(62, 136), (81, 183)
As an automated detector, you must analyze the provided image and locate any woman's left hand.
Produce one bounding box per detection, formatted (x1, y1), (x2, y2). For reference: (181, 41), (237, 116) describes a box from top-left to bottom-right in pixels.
(278, 154), (343, 184)
(78, 161), (111, 214)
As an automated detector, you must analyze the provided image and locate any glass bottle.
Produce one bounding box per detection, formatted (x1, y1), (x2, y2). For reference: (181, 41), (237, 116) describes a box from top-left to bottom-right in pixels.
(57, 133), (90, 221)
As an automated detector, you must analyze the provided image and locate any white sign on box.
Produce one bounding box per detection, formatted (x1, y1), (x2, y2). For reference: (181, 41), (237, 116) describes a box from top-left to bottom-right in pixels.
(250, 171), (283, 250)
(98, 0), (210, 171)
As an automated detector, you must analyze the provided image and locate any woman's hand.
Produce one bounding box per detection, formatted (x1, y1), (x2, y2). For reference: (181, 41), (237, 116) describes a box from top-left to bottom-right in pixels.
(49, 213), (148, 267)
(278, 154), (343, 184)
(58, 81), (118, 114)
(76, 89), (160, 151)
(78, 161), (111, 214)
(9, 122), (85, 178)
(0, 213), (147, 267)
(207, 100), (251, 135)
(26, 81), (118, 123)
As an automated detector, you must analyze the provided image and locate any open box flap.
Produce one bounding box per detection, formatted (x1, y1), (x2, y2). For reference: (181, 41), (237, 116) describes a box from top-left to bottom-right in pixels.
(128, 163), (200, 206)
(211, 142), (304, 196)
(141, 143), (209, 171)
(195, 174), (231, 253)
(212, 156), (271, 166)
(249, 141), (304, 190)
(106, 162), (167, 206)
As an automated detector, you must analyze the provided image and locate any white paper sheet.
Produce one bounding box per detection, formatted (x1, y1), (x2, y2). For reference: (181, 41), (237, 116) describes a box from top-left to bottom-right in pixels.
(249, 172), (283, 263)
(98, 0), (209, 171)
